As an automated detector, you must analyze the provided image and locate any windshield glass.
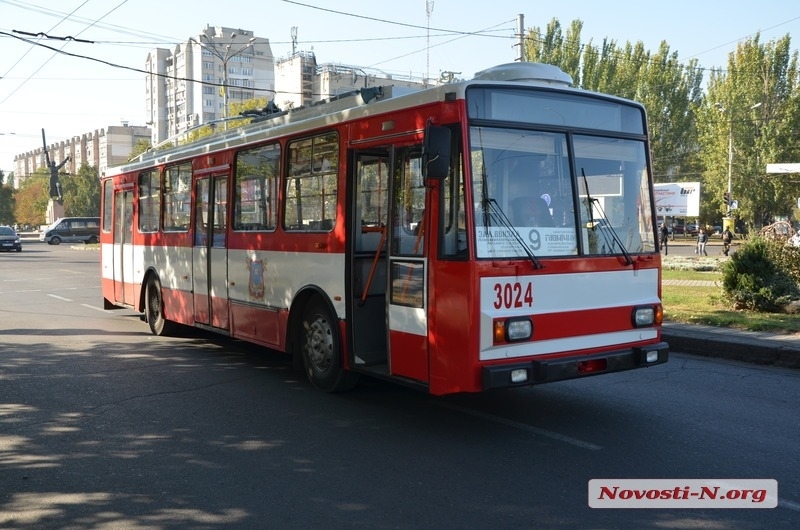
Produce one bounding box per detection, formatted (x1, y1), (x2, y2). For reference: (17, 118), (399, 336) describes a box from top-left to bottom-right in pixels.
(471, 127), (655, 258)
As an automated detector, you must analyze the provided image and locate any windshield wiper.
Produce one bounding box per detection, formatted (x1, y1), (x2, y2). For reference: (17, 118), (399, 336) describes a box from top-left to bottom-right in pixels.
(481, 197), (543, 269)
(581, 168), (633, 266)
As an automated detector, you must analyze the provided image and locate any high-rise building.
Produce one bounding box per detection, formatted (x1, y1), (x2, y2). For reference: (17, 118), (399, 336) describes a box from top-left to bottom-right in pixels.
(145, 25), (275, 146)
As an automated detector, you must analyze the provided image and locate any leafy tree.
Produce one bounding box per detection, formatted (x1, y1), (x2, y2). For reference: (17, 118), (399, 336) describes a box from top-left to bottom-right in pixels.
(128, 138), (152, 162)
(61, 163), (100, 217)
(0, 186), (14, 225)
(700, 34), (800, 230)
(15, 173), (49, 227)
(0, 169), (13, 225)
(229, 97), (269, 129)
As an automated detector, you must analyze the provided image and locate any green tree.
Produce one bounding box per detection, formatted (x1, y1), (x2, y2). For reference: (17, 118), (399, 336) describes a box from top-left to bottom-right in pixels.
(128, 138), (152, 162)
(15, 173), (49, 227)
(0, 169), (12, 225)
(61, 163), (100, 217)
(700, 34), (800, 230)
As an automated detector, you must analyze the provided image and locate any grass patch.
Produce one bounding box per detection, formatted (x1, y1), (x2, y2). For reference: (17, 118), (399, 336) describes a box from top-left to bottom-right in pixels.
(662, 267), (800, 334)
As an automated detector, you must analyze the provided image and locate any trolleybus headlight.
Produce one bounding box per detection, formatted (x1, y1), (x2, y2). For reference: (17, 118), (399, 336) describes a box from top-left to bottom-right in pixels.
(632, 306), (655, 327)
(505, 318), (532, 342)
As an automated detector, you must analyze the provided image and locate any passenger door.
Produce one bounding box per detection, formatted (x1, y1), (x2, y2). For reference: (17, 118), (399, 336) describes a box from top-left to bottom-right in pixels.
(192, 173), (230, 329)
(386, 149), (429, 382)
(113, 191), (135, 305)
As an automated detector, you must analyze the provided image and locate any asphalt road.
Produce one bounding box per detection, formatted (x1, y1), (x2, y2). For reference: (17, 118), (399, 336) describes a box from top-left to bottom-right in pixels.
(1, 241), (798, 528)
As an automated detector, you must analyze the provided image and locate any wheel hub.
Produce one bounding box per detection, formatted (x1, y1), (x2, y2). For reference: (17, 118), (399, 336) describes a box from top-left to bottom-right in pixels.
(305, 317), (333, 373)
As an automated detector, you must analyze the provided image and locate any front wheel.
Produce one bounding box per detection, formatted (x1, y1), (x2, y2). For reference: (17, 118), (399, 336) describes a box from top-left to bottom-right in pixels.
(50, 236), (61, 245)
(145, 276), (177, 336)
(300, 298), (359, 393)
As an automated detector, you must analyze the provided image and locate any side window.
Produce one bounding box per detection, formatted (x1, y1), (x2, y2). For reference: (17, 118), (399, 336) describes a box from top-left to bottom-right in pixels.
(285, 132), (338, 231)
(163, 163), (191, 231)
(391, 149), (425, 256)
(234, 143), (280, 231)
(358, 154), (389, 229)
(138, 170), (161, 233)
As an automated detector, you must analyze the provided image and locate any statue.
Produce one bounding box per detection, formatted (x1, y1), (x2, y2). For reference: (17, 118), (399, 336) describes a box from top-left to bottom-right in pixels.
(48, 155), (70, 201)
(42, 128), (69, 201)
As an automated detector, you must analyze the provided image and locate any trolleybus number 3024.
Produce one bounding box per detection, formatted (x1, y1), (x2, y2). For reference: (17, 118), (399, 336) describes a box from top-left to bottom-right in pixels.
(492, 281), (534, 309)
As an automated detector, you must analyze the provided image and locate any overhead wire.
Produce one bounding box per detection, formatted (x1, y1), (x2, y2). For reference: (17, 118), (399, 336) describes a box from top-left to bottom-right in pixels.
(0, 0), (131, 107)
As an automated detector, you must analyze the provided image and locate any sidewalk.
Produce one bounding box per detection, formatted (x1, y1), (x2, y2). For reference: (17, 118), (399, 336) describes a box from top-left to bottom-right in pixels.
(662, 322), (800, 369)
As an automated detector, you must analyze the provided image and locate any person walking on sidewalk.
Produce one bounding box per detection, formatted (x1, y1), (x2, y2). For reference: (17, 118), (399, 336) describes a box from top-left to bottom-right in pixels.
(696, 229), (709, 256)
(722, 227), (733, 256)
(660, 223), (669, 255)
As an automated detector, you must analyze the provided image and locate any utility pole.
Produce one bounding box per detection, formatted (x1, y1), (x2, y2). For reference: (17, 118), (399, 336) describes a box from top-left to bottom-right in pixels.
(425, 0), (434, 87)
(516, 14), (525, 62)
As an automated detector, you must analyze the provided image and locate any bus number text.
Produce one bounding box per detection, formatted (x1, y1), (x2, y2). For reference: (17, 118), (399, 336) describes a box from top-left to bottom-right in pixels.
(492, 281), (534, 309)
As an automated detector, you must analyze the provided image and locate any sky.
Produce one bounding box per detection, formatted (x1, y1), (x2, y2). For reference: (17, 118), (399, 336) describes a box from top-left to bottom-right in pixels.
(1, 0), (799, 175)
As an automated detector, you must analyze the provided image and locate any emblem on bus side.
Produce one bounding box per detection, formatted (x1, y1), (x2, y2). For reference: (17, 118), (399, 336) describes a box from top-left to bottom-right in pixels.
(248, 254), (266, 301)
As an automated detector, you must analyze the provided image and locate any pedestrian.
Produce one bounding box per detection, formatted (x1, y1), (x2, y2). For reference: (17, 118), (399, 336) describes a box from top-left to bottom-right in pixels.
(722, 227), (733, 256)
(659, 223), (669, 255)
(697, 229), (708, 256)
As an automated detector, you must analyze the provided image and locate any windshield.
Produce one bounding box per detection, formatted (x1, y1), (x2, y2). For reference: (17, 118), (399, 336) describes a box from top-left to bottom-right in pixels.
(471, 127), (655, 259)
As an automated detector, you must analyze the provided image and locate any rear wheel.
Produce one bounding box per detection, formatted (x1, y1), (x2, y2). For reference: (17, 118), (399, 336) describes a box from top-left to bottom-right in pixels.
(88, 235), (99, 244)
(300, 298), (359, 393)
(145, 276), (177, 336)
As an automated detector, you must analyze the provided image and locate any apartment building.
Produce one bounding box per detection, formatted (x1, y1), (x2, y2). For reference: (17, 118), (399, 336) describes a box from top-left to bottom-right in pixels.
(146, 25), (275, 146)
(13, 123), (151, 182)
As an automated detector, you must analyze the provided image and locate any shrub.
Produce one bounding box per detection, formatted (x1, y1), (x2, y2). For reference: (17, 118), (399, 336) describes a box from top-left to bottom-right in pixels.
(721, 237), (800, 312)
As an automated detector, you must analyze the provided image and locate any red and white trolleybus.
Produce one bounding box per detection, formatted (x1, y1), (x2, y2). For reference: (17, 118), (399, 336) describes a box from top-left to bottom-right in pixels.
(101, 62), (668, 395)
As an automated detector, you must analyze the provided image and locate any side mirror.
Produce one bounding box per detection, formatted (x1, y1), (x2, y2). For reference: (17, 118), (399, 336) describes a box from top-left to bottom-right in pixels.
(422, 124), (451, 179)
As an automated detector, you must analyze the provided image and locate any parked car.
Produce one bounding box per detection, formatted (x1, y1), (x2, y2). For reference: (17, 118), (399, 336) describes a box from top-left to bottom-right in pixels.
(0, 225), (22, 252)
(685, 224), (700, 236)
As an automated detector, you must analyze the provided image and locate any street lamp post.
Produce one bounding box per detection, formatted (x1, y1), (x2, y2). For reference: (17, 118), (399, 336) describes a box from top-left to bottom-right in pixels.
(196, 33), (255, 129)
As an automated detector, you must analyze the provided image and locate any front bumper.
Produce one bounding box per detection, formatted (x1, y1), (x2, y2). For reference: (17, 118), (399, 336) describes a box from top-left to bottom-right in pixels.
(482, 342), (669, 390)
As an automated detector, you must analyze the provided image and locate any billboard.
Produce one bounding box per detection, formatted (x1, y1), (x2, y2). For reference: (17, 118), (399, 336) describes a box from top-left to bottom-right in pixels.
(653, 182), (700, 217)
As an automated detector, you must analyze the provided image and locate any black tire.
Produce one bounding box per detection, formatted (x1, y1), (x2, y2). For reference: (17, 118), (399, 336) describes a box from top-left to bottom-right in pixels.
(300, 298), (359, 393)
(145, 276), (176, 336)
(88, 235), (99, 244)
(50, 236), (61, 245)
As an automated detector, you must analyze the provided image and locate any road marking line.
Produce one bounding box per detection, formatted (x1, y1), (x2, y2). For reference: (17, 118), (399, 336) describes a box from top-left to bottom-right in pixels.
(81, 304), (107, 312)
(439, 402), (603, 451)
(780, 498), (800, 512)
(47, 294), (73, 302)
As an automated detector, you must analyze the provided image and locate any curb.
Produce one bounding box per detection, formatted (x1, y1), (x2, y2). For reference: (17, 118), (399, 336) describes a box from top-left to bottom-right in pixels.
(662, 323), (800, 369)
